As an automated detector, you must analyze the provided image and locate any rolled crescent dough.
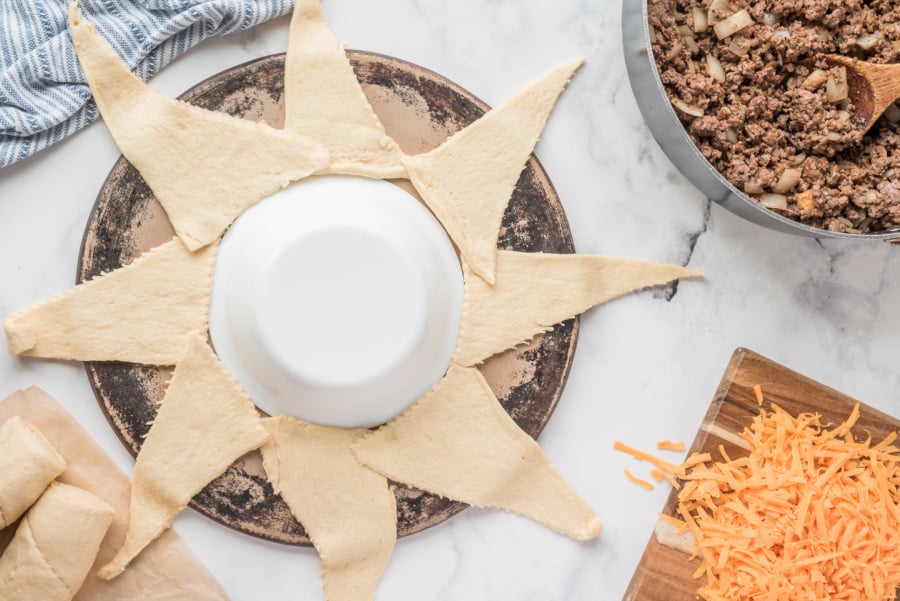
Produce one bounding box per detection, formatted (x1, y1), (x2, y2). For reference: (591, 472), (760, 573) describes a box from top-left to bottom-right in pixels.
(454, 251), (701, 366)
(354, 364), (603, 540)
(0, 416), (66, 529)
(98, 332), (268, 579)
(68, 3), (330, 251)
(261, 417), (396, 601)
(0, 482), (114, 601)
(4, 238), (217, 365)
(284, 0), (405, 179)
(402, 59), (582, 284)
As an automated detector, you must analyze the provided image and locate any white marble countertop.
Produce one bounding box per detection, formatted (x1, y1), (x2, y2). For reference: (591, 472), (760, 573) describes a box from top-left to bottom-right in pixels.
(2, 1), (900, 599)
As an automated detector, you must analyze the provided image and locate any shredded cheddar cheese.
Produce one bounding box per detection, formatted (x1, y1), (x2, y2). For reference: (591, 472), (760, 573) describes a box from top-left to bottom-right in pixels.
(752, 384), (764, 405)
(657, 440), (686, 452)
(625, 469), (654, 491)
(680, 403), (900, 601)
(660, 512), (689, 533)
(618, 401), (900, 601)
(613, 440), (683, 476)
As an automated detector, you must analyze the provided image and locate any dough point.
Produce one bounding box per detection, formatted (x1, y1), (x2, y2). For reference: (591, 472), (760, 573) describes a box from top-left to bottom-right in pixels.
(98, 333), (268, 579)
(261, 417), (396, 601)
(68, 3), (330, 251)
(5, 238), (217, 365)
(355, 364), (603, 540)
(284, 0), (405, 178)
(402, 59), (582, 284)
(454, 251), (701, 366)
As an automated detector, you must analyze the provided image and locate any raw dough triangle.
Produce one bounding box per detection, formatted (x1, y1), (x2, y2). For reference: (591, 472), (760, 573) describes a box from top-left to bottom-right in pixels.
(98, 333), (268, 579)
(69, 3), (330, 251)
(4, 238), (216, 365)
(284, 0), (405, 178)
(454, 251), (701, 367)
(354, 364), (602, 540)
(261, 417), (396, 601)
(403, 59), (583, 284)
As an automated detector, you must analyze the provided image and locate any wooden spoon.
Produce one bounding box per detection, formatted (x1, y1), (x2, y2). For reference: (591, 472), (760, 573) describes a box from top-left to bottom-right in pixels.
(825, 55), (900, 134)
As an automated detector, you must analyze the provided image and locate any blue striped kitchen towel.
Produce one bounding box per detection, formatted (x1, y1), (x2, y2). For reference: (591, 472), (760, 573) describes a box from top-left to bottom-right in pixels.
(0, 0), (294, 169)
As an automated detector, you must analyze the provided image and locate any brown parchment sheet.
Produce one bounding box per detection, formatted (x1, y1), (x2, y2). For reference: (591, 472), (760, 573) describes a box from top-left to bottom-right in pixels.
(0, 386), (230, 601)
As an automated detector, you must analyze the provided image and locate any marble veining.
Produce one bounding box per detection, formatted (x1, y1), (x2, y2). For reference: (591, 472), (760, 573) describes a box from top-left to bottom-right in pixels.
(1, 0), (900, 600)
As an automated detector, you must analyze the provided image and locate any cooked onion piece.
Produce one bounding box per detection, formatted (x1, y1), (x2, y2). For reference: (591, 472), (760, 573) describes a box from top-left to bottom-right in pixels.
(692, 7), (708, 33)
(713, 9), (753, 40)
(678, 26), (700, 53)
(773, 168), (802, 194)
(802, 69), (828, 90)
(759, 193), (788, 210)
(706, 54), (726, 83)
(671, 97), (704, 117)
(743, 182), (765, 195)
(826, 67), (849, 103)
(856, 32), (883, 50)
(706, 0), (735, 25)
(728, 37), (751, 58)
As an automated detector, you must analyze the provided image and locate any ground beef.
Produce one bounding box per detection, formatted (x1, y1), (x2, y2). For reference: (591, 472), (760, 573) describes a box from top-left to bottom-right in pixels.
(648, 0), (900, 233)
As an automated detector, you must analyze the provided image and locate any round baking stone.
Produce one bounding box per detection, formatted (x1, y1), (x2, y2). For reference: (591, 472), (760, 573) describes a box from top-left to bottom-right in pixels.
(78, 51), (579, 546)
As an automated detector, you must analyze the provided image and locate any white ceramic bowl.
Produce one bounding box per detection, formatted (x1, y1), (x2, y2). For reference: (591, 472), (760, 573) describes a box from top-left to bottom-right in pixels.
(209, 175), (463, 428)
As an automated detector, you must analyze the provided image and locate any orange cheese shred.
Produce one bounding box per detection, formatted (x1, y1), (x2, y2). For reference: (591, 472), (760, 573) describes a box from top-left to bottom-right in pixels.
(613, 440), (682, 476)
(618, 400), (900, 600)
(657, 440), (686, 452)
(674, 402), (900, 601)
(659, 512), (688, 532)
(752, 384), (764, 405)
(625, 469), (654, 491)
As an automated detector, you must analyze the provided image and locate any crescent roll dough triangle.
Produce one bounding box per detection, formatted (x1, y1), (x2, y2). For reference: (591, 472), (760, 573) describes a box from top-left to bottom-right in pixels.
(98, 333), (268, 580)
(261, 417), (396, 601)
(68, 3), (330, 251)
(284, 0), (405, 179)
(403, 59), (583, 284)
(4, 238), (216, 365)
(454, 251), (701, 367)
(354, 364), (602, 540)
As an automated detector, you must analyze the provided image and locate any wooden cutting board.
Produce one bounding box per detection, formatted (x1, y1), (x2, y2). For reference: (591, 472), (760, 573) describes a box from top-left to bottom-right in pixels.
(623, 347), (900, 601)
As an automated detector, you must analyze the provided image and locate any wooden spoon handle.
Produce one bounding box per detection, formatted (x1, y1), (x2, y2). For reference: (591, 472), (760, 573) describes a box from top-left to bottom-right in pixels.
(871, 63), (900, 109)
(872, 64), (900, 104)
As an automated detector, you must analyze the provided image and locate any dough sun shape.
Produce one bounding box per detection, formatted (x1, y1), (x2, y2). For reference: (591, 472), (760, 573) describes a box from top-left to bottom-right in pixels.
(3, 0), (700, 598)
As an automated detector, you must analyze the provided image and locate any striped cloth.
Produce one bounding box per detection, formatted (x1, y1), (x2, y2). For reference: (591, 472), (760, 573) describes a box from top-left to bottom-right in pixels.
(0, 0), (294, 168)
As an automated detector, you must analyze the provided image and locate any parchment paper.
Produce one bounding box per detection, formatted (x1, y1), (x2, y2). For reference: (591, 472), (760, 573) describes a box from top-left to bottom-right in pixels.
(0, 386), (230, 601)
